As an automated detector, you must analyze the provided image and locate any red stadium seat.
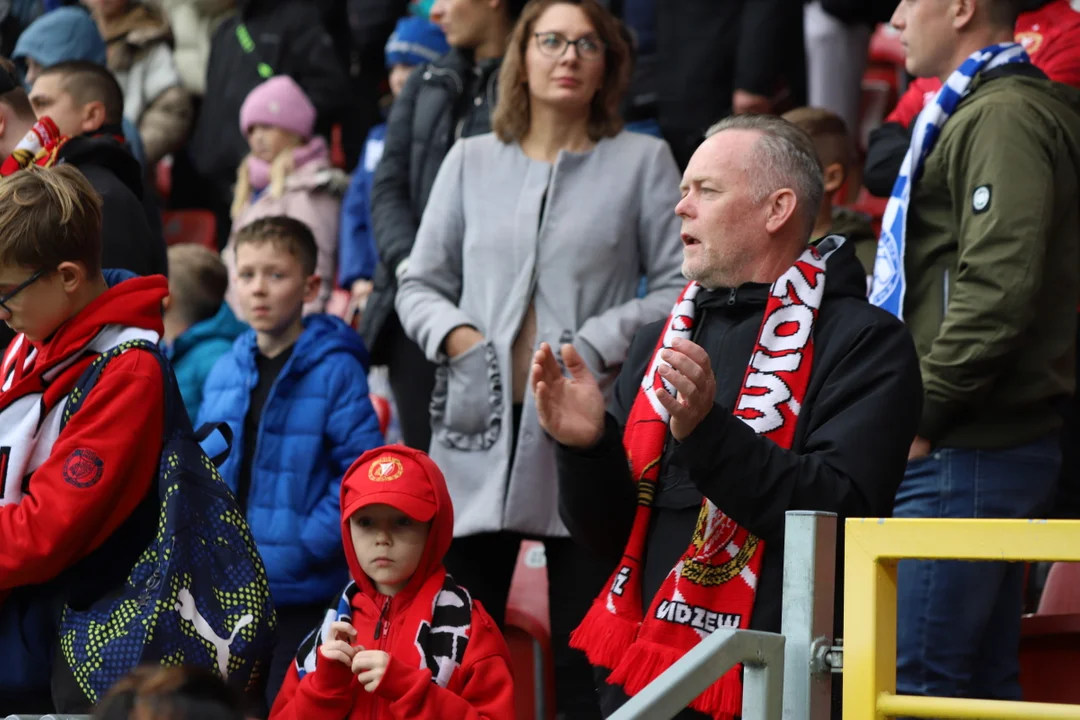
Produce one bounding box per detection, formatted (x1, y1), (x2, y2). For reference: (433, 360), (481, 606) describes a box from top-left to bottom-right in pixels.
(505, 541), (555, 720)
(869, 24), (905, 68)
(162, 210), (217, 251)
(1037, 563), (1080, 615)
(1019, 563), (1080, 704)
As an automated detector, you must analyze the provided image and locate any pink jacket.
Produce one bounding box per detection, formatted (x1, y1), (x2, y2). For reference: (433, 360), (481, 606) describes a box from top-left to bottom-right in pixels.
(224, 153), (348, 316)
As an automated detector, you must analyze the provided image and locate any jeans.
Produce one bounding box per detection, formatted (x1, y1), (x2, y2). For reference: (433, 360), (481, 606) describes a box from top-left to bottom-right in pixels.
(894, 435), (1061, 701)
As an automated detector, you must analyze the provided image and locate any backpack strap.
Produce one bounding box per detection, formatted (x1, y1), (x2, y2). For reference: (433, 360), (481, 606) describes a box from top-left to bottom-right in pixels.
(194, 422), (234, 469)
(61, 339), (180, 436)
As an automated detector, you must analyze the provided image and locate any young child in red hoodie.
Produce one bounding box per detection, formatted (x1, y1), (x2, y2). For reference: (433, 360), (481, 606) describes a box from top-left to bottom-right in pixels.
(269, 446), (515, 719)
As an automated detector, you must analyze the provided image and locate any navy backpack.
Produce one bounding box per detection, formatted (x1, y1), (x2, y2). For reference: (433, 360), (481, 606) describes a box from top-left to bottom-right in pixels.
(51, 339), (277, 711)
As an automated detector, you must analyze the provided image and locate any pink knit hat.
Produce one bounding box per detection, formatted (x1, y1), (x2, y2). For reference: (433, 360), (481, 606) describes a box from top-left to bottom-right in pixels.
(239, 75), (316, 139)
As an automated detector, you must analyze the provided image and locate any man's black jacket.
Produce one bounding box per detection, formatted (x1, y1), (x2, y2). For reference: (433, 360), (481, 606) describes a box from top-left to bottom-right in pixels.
(556, 237), (922, 718)
(188, 0), (348, 209)
(59, 133), (167, 278)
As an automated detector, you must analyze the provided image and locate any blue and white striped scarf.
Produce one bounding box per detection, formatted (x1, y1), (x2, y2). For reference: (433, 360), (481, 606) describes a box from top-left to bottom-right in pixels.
(869, 43), (1030, 318)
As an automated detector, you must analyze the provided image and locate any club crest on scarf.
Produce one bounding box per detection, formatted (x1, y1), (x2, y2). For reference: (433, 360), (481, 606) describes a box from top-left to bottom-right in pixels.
(572, 240), (840, 719)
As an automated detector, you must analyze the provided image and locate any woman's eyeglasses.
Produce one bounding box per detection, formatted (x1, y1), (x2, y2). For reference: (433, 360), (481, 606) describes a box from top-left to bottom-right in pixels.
(0, 268), (45, 314)
(533, 32), (605, 61)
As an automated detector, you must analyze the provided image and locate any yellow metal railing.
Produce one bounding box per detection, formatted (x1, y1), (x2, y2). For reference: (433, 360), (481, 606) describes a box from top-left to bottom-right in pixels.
(843, 518), (1080, 720)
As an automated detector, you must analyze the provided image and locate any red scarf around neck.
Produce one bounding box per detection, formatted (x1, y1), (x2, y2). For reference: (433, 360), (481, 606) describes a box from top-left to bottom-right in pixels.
(570, 244), (830, 718)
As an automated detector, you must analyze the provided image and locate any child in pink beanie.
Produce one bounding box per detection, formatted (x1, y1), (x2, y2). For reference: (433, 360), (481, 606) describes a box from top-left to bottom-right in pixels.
(224, 75), (348, 314)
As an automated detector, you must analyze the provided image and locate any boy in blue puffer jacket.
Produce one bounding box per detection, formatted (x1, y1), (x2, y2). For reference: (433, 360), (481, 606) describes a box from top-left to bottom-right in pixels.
(163, 243), (247, 421)
(198, 215), (384, 706)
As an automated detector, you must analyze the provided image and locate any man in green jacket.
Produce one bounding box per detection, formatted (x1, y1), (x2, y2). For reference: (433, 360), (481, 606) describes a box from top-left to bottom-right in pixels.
(874, 0), (1080, 703)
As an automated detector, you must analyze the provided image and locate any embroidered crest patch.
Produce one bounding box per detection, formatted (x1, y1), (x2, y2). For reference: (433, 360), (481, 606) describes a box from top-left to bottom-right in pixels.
(369, 456), (404, 483)
(63, 448), (104, 488)
(972, 185), (992, 214)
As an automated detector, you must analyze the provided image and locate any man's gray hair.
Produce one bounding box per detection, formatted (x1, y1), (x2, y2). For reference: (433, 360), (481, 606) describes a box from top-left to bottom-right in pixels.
(705, 114), (825, 236)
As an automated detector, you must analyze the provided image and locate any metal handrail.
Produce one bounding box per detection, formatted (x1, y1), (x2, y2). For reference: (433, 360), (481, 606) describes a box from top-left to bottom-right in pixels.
(608, 627), (786, 720)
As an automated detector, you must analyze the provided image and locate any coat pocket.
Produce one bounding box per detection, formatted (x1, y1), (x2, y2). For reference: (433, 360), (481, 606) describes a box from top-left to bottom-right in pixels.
(431, 341), (503, 452)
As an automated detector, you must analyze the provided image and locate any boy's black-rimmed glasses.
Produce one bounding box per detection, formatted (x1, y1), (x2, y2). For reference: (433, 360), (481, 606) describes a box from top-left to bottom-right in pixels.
(0, 269), (46, 314)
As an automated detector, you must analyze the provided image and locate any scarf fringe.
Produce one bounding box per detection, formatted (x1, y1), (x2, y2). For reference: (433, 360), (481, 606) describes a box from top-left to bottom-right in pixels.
(569, 600), (640, 671)
(606, 638), (742, 719)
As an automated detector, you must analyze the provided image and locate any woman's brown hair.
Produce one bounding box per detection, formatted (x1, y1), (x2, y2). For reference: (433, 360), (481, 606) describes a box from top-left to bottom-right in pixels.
(492, 0), (631, 144)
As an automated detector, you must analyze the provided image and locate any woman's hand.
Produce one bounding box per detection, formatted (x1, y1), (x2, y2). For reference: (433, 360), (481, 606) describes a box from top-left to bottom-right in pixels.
(444, 325), (485, 359)
(531, 343), (606, 449)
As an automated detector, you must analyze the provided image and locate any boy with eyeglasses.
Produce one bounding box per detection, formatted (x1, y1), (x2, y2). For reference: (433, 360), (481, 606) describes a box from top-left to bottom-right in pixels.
(0, 163), (168, 711)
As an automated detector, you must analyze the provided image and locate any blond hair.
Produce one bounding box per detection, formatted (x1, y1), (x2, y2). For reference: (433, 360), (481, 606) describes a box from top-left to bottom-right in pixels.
(230, 149), (294, 220)
(0, 164), (103, 273)
(167, 244), (228, 326)
(491, 0), (631, 144)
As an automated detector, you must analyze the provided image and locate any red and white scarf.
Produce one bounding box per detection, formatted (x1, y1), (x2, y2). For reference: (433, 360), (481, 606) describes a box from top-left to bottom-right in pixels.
(571, 243), (830, 718)
(0, 117), (66, 177)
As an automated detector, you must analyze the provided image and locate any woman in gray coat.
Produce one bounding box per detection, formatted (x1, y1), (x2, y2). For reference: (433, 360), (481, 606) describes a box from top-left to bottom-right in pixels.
(394, 0), (684, 713)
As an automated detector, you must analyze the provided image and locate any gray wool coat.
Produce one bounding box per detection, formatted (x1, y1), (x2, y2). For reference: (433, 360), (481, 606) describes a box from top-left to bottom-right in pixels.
(395, 130), (685, 538)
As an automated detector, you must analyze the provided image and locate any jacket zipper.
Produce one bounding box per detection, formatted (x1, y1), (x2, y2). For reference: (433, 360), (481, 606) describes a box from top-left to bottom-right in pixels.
(371, 597), (392, 720)
(373, 596), (391, 641)
(727, 288), (737, 306)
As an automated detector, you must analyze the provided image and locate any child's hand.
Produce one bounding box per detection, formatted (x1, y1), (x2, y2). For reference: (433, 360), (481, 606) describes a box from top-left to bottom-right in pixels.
(352, 648), (391, 692)
(319, 621), (358, 668)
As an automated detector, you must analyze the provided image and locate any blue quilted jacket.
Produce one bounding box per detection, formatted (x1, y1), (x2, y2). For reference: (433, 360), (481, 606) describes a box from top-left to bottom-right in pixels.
(197, 314), (384, 606)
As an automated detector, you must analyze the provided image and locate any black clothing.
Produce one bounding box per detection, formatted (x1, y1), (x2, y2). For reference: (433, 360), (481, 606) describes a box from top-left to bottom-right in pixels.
(818, 0), (897, 25)
(59, 133), (167, 277)
(186, 0), (349, 234)
(556, 238), (922, 717)
(265, 602), (326, 708)
(339, 0), (410, 169)
(364, 48), (501, 351)
(238, 346), (295, 514)
(442, 533), (608, 719)
(655, 0), (806, 169)
(381, 313), (437, 451)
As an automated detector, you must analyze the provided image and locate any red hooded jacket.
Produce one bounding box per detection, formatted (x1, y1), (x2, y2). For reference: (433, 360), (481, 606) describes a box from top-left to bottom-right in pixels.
(887, 0), (1080, 127)
(270, 446), (515, 720)
(0, 274), (167, 605)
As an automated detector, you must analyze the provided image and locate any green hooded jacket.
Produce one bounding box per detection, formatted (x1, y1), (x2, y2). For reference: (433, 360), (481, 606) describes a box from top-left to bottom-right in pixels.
(904, 66), (1080, 449)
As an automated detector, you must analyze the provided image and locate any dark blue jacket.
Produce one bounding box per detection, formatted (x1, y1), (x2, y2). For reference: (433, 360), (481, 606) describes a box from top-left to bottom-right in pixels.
(166, 304), (247, 422)
(197, 314), (384, 605)
(338, 122), (386, 288)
